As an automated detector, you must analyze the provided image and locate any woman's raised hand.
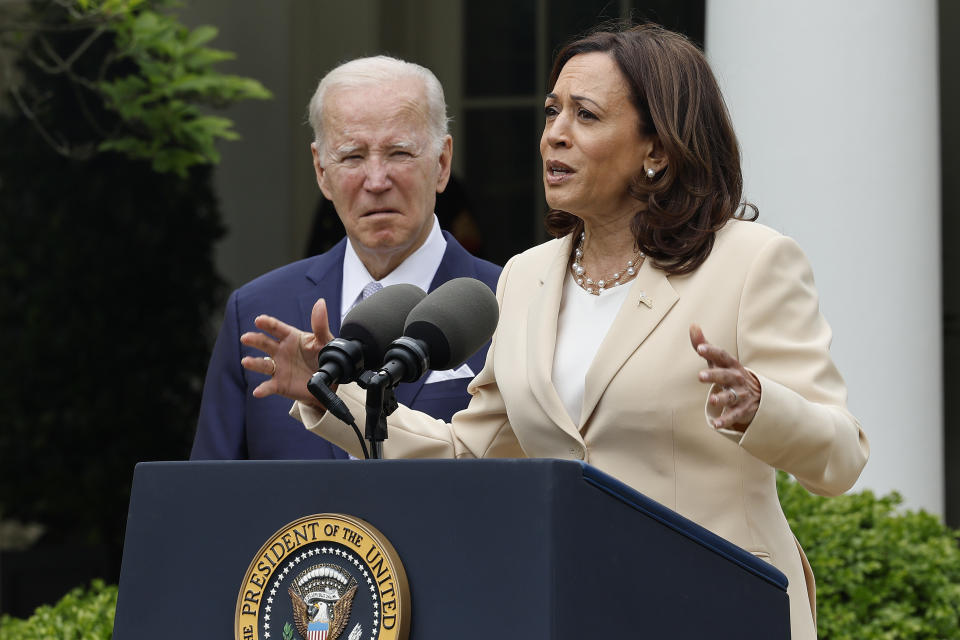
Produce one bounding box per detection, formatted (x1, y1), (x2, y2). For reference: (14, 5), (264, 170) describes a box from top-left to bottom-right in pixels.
(240, 298), (334, 407)
(689, 323), (762, 432)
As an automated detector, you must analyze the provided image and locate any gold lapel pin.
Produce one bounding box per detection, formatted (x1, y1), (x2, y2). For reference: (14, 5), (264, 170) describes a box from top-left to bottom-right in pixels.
(638, 291), (653, 308)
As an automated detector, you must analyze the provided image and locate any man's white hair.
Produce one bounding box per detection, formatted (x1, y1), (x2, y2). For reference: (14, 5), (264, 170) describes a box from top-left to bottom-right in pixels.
(307, 55), (450, 159)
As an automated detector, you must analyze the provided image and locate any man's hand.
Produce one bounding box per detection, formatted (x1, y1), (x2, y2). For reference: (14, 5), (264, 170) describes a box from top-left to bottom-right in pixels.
(241, 298), (334, 407)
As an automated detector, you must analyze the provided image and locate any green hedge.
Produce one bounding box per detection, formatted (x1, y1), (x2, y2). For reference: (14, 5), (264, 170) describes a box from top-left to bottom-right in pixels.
(0, 581), (116, 640)
(778, 473), (960, 639)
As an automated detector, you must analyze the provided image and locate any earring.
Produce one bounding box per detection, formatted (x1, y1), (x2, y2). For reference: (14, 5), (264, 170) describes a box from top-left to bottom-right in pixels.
(646, 167), (656, 179)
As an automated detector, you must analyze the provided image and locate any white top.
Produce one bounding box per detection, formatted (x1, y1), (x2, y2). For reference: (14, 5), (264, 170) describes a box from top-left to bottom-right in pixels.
(552, 272), (632, 425)
(340, 214), (446, 321)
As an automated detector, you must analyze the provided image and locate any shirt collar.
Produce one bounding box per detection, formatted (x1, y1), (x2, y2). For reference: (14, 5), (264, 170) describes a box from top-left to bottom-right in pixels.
(341, 215), (446, 321)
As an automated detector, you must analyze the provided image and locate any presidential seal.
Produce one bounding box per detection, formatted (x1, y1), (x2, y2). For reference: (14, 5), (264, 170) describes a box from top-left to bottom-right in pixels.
(235, 514), (409, 640)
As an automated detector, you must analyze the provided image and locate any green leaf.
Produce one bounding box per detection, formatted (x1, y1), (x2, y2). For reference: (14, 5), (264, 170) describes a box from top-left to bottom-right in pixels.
(184, 24), (218, 49)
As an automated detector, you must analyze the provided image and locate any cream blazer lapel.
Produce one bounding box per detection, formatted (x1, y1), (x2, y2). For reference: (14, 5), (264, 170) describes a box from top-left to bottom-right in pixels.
(525, 234), (580, 439)
(580, 256), (679, 427)
(524, 235), (680, 435)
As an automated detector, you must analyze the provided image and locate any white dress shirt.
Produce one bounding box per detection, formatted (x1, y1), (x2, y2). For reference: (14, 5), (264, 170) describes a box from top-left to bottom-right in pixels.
(340, 214), (447, 322)
(552, 272), (632, 426)
(338, 215), (474, 383)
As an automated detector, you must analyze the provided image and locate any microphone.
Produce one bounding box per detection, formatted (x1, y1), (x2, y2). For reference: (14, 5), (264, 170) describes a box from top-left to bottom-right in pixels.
(372, 278), (499, 388)
(307, 283), (426, 420)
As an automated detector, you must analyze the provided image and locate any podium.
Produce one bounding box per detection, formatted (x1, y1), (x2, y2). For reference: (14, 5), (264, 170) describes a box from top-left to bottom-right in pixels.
(114, 459), (789, 639)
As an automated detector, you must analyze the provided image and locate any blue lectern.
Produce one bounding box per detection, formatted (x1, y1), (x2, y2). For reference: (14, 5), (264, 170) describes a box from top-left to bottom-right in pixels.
(114, 459), (789, 639)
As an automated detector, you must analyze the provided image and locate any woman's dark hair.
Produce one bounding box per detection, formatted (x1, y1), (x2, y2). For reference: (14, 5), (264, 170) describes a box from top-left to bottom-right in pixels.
(544, 23), (755, 275)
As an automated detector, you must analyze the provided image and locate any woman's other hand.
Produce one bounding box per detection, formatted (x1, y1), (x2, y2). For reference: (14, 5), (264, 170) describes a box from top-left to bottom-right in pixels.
(240, 298), (334, 407)
(689, 323), (761, 432)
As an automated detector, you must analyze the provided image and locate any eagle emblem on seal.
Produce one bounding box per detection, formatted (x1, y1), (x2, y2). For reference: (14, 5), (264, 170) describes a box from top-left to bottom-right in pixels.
(288, 563), (359, 640)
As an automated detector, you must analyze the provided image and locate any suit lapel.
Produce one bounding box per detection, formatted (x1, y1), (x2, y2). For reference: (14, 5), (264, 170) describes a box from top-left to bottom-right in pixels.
(429, 231), (478, 285)
(579, 258), (679, 426)
(526, 234), (581, 438)
(299, 239), (347, 336)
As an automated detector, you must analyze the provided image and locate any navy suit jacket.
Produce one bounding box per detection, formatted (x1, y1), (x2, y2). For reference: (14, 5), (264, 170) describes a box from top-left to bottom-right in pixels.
(190, 231), (502, 460)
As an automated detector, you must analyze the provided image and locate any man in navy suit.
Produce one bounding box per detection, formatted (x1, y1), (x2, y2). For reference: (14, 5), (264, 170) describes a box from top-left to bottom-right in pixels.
(190, 56), (501, 460)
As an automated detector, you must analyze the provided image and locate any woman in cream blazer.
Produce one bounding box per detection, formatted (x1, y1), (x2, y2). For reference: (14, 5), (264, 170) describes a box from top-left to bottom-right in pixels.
(292, 218), (867, 640)
(247, 25), (869, 640)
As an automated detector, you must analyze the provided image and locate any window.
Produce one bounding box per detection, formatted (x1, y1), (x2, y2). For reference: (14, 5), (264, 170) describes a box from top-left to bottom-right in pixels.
(461, 0), (705, 265)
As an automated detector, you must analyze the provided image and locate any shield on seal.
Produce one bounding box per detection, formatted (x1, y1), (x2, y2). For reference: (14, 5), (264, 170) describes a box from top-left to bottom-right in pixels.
(307, 620), (329, 640)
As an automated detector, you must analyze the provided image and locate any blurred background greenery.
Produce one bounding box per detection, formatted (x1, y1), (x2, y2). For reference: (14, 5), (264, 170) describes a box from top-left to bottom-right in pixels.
(0, 0), (268, 616)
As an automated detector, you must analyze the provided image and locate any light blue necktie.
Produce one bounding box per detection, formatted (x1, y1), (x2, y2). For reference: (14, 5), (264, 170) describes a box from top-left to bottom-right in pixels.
(361, 280), (383, 300)
(350, 280), (383, 312)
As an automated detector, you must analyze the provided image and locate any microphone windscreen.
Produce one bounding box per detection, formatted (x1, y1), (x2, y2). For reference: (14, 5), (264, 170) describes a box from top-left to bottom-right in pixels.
(403, 277), (499, 370)
(341, 283), (426, 366)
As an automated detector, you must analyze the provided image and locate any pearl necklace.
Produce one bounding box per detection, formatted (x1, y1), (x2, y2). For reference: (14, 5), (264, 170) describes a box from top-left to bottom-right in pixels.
(570, 232), (644, 295)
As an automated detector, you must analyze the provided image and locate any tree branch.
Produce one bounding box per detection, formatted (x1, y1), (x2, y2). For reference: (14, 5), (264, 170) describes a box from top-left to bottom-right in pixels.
(29, 27), (105, 76)
(8, 78), (73, 157)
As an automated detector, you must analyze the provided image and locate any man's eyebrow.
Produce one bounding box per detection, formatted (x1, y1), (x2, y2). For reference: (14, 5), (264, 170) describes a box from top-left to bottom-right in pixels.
(334, 143), (363, 156)
(544, 92), (603, 110)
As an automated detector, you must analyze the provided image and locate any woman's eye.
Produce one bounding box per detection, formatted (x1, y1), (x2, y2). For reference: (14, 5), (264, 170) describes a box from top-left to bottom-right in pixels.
(577, 108), (597, 120)
(544, 105), (559, 117)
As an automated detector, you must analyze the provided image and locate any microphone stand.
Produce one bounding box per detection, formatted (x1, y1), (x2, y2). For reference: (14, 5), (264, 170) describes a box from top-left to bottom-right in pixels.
(356, 370), (398, 459)
(356, 337), (428, 458)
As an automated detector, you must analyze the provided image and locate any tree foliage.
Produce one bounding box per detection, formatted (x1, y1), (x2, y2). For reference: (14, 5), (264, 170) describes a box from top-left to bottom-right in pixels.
(1, 0), (271, 176)
(778, 473), (960, 639)
(0, 0), (268, 566)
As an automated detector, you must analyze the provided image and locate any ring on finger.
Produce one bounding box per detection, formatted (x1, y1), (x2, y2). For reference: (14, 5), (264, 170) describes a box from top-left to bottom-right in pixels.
(725, 386), (738, 404)
(264, 356), (277, 377)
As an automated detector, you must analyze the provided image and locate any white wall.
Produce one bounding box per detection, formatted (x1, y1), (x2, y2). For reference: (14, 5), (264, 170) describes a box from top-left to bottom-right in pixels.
(707, 1), (942, 513)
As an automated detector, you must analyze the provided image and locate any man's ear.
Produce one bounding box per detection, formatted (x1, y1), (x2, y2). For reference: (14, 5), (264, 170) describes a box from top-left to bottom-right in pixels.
(311, 143), (332, 199)
(435, 135), (453, 193)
